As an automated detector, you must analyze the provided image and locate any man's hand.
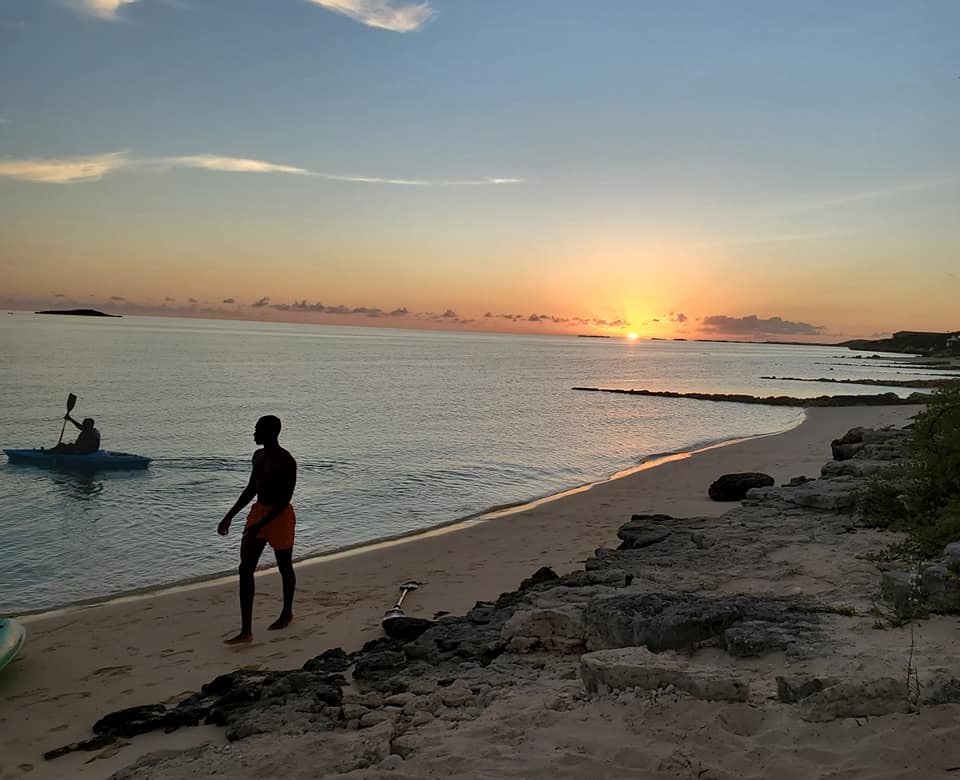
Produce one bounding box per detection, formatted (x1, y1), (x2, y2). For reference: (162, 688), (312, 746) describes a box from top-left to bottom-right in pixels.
(217, 518), (232, 536)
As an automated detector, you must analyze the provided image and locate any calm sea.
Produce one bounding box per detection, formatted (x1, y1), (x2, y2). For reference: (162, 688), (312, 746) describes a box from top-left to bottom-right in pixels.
(0, 313), (937, 613)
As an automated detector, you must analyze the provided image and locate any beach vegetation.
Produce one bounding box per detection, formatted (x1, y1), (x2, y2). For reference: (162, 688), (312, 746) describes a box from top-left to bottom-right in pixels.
(859, 384), (960, 558)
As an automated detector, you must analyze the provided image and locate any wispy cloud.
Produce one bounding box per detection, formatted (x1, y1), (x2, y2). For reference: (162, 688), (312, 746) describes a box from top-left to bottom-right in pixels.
(305, 1), (432, 32)
(0, 152), (129, 183)
(164, 155), (311, 175)
(67, 0), (140, 21)
(0, 118), (10, 126)
(67, 0), (433, 31)
(774, 179), (945, 215)
(0, 151), (522, 187)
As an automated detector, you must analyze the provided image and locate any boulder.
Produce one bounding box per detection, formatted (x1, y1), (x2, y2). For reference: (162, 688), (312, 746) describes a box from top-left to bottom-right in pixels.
(708, 473), (774, 501)
(943, 541), (960, 567)
(831, 427), (865, 460)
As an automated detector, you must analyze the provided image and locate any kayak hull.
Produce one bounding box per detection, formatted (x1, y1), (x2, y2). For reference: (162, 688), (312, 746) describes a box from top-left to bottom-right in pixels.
(3, 449), (151, 471)
(0, 618), (26, 673)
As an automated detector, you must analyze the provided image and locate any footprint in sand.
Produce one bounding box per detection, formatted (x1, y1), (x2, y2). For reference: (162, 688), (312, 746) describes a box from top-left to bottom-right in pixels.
(6, 687), (49, 702)
(158, 648), (194, 658)
(39, 691), (92, 704)
(84, 665), (133, 681)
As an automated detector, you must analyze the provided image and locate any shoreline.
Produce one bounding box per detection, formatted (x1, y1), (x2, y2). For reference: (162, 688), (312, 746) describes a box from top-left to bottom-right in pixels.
(16, 419), (805, 621)
(0, 404), (921, 780)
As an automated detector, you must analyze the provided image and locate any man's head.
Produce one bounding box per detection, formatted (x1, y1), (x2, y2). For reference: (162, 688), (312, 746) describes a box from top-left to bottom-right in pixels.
(254, 415), (282, 445)
(82, 418), (95, 430)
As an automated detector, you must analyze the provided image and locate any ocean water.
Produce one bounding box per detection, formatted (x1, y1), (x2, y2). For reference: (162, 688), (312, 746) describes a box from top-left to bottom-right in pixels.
(0, 313), (938, 613)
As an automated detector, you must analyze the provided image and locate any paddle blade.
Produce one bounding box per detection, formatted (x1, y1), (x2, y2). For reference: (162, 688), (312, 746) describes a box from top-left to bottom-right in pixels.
(66, 393), (77, 413)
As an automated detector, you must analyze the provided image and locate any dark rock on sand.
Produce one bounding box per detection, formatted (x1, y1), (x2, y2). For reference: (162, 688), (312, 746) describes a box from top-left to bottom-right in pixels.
(708, 473), (775, 501)
(302, 648), (351, 674)
(381, 615), (436, 642)
(518, 566), (560, 590)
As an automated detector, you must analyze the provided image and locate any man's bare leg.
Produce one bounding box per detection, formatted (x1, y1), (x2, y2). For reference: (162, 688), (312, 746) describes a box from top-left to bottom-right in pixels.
(225, 536), (267, 644)
(268, 547), (295, 630)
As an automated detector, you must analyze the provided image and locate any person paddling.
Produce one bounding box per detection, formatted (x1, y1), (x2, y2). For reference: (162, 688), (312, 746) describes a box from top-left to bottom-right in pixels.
(51, 414), (100, 454)
(217, 415), (298, 644)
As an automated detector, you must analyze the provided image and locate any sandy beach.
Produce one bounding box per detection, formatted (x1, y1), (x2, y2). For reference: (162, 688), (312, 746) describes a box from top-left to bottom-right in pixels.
(0, 404), (931, 779)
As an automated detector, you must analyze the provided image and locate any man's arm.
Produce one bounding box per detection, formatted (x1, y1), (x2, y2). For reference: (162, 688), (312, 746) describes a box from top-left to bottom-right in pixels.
(243, 456), (296, 537)
(217, 455), (260, 535)
(64, 414), (82, 431)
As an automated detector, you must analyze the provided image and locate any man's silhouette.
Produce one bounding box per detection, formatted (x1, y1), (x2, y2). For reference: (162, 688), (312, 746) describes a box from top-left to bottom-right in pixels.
(218, 415), (297, 644)
(51, 414), (100, 454)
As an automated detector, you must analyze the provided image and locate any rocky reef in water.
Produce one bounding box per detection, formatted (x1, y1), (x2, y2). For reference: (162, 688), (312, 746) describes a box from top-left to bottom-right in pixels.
(572, 386), (929, 406)
(35, 309), (121, 317)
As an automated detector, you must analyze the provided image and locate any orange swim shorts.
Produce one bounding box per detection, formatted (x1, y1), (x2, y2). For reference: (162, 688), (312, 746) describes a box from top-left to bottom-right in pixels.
(244, 502), (296, 550)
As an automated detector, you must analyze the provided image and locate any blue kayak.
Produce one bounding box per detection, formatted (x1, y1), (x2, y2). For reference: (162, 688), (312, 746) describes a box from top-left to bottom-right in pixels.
(4, 449), (151, 470)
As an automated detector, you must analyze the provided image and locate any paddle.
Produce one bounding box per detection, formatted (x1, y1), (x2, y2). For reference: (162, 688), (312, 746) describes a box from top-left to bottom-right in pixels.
(57, 393), (77, 445)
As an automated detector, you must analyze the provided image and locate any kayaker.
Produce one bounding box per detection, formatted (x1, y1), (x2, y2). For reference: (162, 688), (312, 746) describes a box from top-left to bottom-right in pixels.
(51, 414), (101, 454)
(217, 415), (298, 644)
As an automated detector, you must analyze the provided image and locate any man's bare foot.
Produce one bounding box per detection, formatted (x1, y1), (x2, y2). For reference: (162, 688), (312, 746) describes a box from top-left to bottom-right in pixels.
(268, 614), (293, 631)
(224, 632), (253, 645)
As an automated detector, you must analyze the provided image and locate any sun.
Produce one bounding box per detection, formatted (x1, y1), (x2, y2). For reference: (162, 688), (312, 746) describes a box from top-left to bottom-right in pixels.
(626, 333), (639, 340)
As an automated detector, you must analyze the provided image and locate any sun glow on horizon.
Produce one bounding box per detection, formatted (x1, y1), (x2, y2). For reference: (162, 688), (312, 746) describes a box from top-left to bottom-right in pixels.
(626, 332), (639, 340)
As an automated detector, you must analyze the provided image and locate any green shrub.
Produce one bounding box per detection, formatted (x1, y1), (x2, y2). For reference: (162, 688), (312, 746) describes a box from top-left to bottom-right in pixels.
(859, 384), (960, 557)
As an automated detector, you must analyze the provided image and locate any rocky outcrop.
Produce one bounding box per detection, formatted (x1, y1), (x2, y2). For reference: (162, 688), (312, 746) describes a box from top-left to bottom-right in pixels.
(830, 425), (911, 461)
(708, 473), (774, 501)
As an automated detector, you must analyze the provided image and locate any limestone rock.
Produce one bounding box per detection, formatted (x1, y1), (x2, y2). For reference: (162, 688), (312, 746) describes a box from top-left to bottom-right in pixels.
(943, 541), (960, 567)
(798, 678), (911, 722)
(501, 605), (586, 653)
(920, 676), (960, 705)
(617, 514), (673, 549)
(580, 648), (749, 702)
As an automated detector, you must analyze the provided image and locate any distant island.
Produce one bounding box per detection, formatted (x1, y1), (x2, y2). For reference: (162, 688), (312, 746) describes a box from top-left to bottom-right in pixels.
(577, 334), (611, 338)
(674, 331), (960, 357)
(35, 309), (121, 318)
(835, 330), (960, 357)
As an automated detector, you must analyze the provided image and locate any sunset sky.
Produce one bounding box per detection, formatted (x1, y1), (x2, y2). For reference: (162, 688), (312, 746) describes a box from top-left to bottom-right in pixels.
(1, 1), (957, 339)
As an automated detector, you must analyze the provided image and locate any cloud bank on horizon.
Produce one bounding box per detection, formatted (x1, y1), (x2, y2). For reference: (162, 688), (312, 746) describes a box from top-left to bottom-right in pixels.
(0, 151), (521, 186)
(700, 315), (825, 337)
(68, 0), (434, 31)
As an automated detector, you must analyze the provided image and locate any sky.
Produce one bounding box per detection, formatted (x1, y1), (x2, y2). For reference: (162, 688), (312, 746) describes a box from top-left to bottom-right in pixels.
(1, 0), (958, 340)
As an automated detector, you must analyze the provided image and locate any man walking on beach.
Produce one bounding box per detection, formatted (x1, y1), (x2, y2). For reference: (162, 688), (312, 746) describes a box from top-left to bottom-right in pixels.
(218, 415), (297, 644)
